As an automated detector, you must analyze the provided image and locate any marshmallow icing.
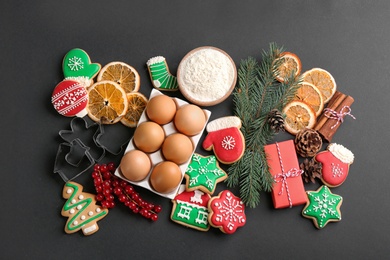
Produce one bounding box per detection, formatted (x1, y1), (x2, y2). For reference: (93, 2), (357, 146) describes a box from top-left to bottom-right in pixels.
(328, 143), (354, 164)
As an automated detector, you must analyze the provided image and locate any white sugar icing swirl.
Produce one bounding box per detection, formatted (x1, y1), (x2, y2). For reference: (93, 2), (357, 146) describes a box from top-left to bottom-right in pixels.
(328, 143), (354, 164)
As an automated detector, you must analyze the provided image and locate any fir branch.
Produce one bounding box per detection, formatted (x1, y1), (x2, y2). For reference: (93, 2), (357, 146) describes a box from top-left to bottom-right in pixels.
(227, 43), (301, 208)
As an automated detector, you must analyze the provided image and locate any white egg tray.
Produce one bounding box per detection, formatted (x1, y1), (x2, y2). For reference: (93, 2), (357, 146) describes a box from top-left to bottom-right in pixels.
(114, 89), (211, 199)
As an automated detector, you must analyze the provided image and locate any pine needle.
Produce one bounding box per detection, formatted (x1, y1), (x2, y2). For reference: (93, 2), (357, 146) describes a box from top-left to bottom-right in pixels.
(226, 42), (301, 208)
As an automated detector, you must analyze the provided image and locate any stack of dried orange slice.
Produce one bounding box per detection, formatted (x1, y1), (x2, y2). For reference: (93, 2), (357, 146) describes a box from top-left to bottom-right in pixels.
(280, 55), (337, 135)
(86, 62), (148, 127)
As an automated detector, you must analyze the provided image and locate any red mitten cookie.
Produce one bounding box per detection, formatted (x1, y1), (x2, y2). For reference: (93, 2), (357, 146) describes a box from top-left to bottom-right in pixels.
(208, 190), (246, 234)
(315, 143), (354, 187)
(202, 116), (245, 164)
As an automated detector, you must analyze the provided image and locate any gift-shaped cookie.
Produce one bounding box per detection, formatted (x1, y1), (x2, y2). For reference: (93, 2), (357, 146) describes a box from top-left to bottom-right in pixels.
(315, 143), (354, 187)
(202, 116), (245, 164)
(264, 140), (307, 209)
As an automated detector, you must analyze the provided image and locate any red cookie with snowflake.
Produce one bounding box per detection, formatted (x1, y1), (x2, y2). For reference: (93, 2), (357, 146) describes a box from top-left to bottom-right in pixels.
(202, 116), (245, 164)
(315, 143), (354, 187)
(208, 190), (246, 234)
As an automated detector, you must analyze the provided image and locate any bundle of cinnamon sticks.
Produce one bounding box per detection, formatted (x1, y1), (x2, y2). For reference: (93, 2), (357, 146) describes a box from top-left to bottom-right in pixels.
(314, 91), (355, 142)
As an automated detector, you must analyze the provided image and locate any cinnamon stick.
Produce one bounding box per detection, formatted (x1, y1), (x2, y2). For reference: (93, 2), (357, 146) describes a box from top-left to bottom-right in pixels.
(314, 91), (354, 142)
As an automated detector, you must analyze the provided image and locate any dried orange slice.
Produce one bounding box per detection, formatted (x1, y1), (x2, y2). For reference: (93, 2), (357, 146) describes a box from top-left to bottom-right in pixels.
(302, 68), (336, 103)
(120, 92), (148, 128)
(87, 80), (128, 124)
(97, 62), (140, 94)
(275, 52), (302, 82)
(283, 100), (316, 135)
(294, 82), (324, 116)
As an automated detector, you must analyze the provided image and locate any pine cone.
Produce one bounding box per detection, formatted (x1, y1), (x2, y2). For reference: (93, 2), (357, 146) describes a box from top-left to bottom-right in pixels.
(267, 109), (284, 133)
(294, 128), (322, 157)
(300, 158), (322, 183)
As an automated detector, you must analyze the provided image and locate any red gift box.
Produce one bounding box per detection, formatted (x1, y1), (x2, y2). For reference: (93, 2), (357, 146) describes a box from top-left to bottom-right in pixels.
(264, 140), (307, 209)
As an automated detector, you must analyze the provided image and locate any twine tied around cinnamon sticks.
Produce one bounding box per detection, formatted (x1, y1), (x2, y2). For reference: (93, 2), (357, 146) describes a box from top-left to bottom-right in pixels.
(324, 106), (355, 129)
(314, 91), (355, 142)
(273, 142), (303, 208)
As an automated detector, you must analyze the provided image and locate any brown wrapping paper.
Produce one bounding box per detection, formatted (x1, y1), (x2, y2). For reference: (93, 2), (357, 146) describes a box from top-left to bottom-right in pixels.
(314, 91), (355, 142)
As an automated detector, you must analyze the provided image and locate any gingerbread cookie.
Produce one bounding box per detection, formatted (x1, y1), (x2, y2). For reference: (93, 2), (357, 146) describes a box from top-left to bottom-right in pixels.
(208, 190), (246, 234)
(302, 185), (342, 229)
(315, 143), (354, 187)
(202, 116), (245, 164)
(147, 56), (178, 91)
(184, 153), (227, 195)
(62, 48), (101, 87)
(61, 181), (108, 235)
(171, 185), (211, 231)
(51, 79), (89, 118)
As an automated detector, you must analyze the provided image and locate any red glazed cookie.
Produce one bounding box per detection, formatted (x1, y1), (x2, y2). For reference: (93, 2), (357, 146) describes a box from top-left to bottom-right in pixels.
(52, 79), (88, 118)
(202, 116), (245, 164)
(315, 143), (354, 187)
(208, 190), (246, 234)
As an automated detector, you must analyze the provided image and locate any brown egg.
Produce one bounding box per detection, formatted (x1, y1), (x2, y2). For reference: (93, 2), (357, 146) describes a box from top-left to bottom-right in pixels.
(162, 133), (193, 164)
(149, 161), (182, 194)
(146, 95), (177, 125)
(133, 121), (165, 153)
(174, 104), (206, 136)
(120, 150), (151, 182)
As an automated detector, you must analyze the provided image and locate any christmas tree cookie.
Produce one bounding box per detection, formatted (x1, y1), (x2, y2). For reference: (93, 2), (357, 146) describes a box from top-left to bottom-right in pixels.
(171, 185), (211, 231)
(184, 153), (227, 195)
(147, 56), (178, 91)
(61, 181), (108, 235)
(302, 185), (342, 229)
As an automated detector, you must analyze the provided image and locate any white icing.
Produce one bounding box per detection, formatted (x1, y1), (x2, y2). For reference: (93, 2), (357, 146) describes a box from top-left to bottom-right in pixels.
(88, 211), (93, 216)
(71, 199), (76, 204)
(146, 56), (165, 66)
(66, 188), (72, 194)
(81, 215), (86, 220)
(83, 224), (97, 234)
(206, 116), (241, 132)
(73, 220), (78, 226)
(328, 143), (354, 164)
(96, 208), (101, 213)
(221, 135), (236, 150)
(78, 195), (84, 200)
(69, 209), (75, 214)
(190, 190), (204, 204)
(76, 205), (82, 210)
(65, 76), (92, 88)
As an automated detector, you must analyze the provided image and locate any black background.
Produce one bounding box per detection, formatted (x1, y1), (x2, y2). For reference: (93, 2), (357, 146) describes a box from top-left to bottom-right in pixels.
(1, 1), (389, 259)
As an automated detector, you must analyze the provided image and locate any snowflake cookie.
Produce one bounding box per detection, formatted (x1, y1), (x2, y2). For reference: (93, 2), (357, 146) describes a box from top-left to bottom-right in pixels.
(208, 190), (246, 234)
(302, 185), (343, 229)
(184, 153), (228, 195)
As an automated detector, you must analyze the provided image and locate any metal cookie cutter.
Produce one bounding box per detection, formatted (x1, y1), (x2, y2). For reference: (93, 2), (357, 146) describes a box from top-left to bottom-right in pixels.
(54, 116), (133, 182)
